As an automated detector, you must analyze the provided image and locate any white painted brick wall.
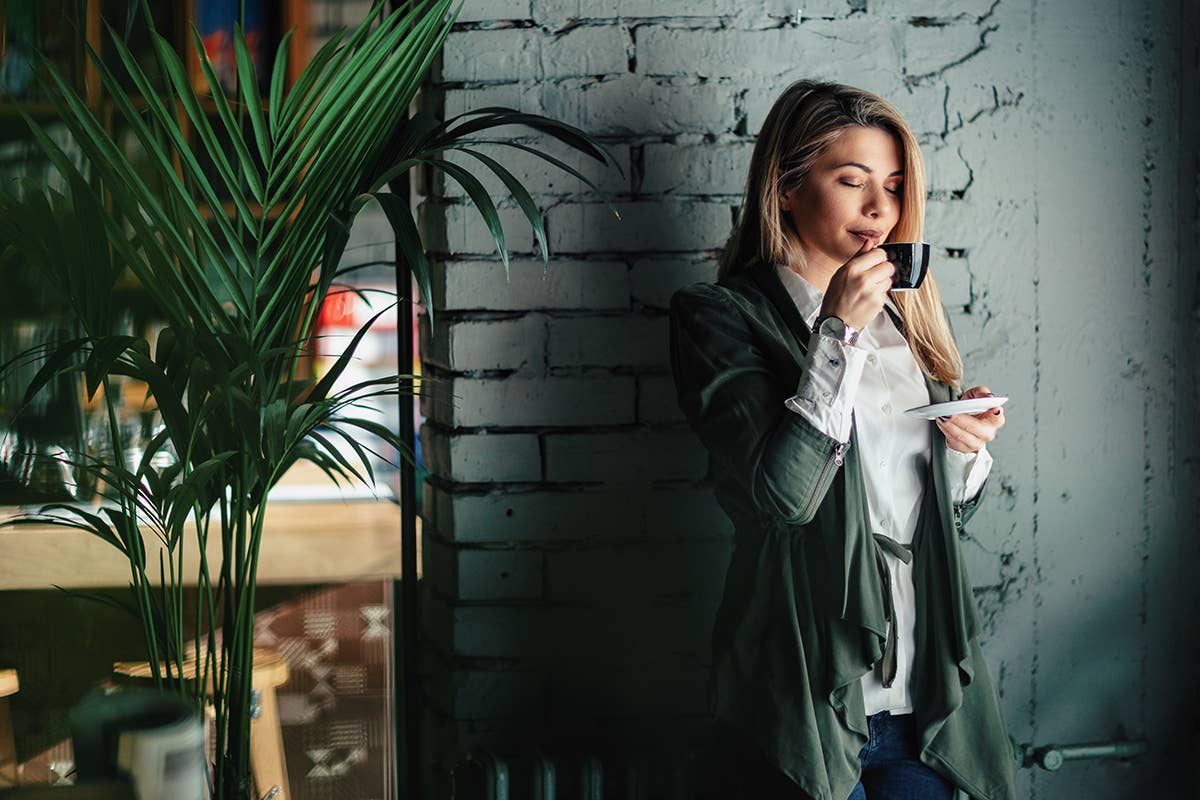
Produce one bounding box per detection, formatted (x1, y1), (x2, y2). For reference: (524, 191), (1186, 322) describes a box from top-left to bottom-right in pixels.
(422, 314), (547, 372)
(629, 257), (717, 309)
(545, 315), (668, 367)
(544, 540), (728, 606)
(423, 533), (544, 601)
(420, 426), (542, 482)
(432, 258), (630, 311)
(441, 26), (629, 83)
(439, 135), (631, 200)
(636, 374), (685, 423)
(547, 201), (730, 252)
(542, 430), (706, 482)
(421, 376), (636, 427)
(425, 486), (639, 542)
(640, 141), (752, 196)
(540, 76), (739, 135)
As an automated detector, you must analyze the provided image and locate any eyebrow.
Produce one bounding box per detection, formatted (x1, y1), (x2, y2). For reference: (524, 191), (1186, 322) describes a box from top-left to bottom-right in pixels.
(834, 161), (904, 177)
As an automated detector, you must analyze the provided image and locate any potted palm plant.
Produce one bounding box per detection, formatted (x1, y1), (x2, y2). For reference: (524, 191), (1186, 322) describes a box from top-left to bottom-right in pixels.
(0, 0), (622, 796)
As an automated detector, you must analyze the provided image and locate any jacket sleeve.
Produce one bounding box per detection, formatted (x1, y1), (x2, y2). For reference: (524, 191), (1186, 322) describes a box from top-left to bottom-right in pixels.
(669, 282), (849, 526)
(940, 304), (992, 529)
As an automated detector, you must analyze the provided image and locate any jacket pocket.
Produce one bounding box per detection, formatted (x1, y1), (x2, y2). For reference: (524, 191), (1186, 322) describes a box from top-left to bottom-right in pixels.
(794, 438), (851, 524)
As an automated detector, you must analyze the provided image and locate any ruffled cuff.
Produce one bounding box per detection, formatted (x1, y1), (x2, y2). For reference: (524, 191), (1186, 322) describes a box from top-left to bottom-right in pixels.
(945, 441), (993, 504)
(784, 330), (868, 443)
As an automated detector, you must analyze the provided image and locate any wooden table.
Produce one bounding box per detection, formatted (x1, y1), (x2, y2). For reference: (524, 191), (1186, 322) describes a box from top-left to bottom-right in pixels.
(0, 463), (411, 591)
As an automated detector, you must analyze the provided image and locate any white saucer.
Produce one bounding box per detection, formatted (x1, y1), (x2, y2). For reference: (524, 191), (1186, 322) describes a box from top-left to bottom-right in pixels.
(904, 396), (1009, 420)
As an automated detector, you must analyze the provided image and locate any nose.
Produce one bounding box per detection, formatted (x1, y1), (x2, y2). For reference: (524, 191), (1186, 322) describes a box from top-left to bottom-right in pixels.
(864, 184), (896, 218)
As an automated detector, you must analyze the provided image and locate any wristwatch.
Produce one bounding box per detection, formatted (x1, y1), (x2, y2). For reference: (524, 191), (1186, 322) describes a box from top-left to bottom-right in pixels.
(813, 314), (861, 346)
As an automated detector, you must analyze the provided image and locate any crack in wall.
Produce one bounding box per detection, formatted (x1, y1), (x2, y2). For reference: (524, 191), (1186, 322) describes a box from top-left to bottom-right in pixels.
(905, 23), (1000, 87)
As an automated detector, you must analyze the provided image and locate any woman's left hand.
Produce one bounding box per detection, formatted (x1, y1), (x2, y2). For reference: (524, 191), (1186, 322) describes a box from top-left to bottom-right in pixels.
(936, 385), (1005, 454)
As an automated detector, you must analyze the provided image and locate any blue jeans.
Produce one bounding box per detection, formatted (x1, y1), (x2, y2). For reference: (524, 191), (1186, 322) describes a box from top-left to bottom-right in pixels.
(847, 710), (956, 800)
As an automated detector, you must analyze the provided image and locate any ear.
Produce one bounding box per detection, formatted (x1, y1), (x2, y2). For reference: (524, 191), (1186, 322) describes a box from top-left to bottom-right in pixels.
(779, 191), (790, 211)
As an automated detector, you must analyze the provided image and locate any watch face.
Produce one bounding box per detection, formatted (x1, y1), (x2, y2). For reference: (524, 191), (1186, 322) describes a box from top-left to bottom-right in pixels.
(821, 316), (847, 339)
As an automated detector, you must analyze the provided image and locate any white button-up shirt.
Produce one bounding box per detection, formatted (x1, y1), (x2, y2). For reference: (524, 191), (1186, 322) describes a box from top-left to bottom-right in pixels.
(774, 263), (991, 716)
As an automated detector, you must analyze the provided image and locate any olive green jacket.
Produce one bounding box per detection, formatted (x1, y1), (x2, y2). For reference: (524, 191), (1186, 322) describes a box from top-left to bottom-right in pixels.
(669, 259), (1017, 800)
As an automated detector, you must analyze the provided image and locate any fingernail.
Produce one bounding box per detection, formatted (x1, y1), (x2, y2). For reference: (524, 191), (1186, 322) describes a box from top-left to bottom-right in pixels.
(993, 409), (1002, 415)
(937, 416), (949, 422)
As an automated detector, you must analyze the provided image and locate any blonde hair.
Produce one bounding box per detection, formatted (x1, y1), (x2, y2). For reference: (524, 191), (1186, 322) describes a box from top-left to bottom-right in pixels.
(720, 79), (963, 389)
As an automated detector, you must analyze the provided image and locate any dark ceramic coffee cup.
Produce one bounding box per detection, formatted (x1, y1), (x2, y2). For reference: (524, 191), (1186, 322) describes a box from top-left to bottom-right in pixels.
(880, 242), (931, 291)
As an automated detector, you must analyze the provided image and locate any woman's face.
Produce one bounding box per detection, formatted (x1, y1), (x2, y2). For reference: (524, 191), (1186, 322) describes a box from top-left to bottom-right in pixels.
(780, 125), (904, 275)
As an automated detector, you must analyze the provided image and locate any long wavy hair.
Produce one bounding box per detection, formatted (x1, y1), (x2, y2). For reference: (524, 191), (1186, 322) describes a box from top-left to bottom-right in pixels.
(719, 79), (963, 388)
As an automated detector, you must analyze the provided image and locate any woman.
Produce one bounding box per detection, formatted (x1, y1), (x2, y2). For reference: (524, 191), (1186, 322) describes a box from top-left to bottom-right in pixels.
(670, 80), (1017, 800)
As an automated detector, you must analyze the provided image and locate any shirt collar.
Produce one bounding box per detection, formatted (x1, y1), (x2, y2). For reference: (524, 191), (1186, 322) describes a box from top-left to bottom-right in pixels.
(773, 262), (900, 330)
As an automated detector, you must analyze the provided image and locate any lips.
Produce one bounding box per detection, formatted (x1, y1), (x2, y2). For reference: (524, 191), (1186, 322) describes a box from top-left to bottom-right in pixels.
(851, 229), (883, 239)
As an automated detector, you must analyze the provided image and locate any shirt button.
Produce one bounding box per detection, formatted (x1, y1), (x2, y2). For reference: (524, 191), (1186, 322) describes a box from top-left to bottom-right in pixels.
(880, 518), (890, 529)
(880, 460), (888, 470)
(867, 354), (877, 364)
(881, 402), (892, 414)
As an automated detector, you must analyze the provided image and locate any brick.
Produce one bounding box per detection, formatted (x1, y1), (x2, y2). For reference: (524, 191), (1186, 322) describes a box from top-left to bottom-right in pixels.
(642, 488), (734, 540)
(429, 486), (645, 542)
(441, 25), (628, 82)
(440, 134), (630, 200)
(420, 426), (543, 482)
(743, 65), (906, 137)
(871, 0), (998, 18)
(630, 258), (717, 309)
(902, 21), (989, 80)
(781, 0), (855, 16)
(433, 258), (630, 311)
(928, 253), (972, 310)
(540, 75), (738, 135)
(422, 199), (544, 256)
(423, 315), (546, 372)
(546, 315), (669, 368)
(532, 0), (782, 24)
(640, 141), (753, 196)
(544, 540), (730, 606)
(547, 201), (731, 253)
(639, 21), (902, 81)
(420, 376), (636, 427)
(893, 82), (950, 138)
(441, 28), (540, 83)
(439, 83), (537, 123)
(428, 666), (545, 720)
(542, 25), (630, 79)
(431, 600), (710, 660)
(636, 374), (683, 423)
(925, 143), (974, 195)
(452, 0), (533, 23)
(543, 430), (707, 482)
(423, 534), (544, 601)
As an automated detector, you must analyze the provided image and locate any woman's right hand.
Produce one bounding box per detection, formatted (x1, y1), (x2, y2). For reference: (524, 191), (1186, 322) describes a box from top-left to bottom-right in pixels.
(818, 236), (895, 332)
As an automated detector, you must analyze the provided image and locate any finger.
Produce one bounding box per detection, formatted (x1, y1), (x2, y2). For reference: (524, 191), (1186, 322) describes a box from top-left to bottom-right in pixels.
(938, 416), (988, 448)
(960, 385), (993, 399)
(946, 413), (998, 441)
(862, 259), (895, 286)
(935, 418), (980, 452)
(849, 248), (887, 275)
(973, 406), (1005, 424)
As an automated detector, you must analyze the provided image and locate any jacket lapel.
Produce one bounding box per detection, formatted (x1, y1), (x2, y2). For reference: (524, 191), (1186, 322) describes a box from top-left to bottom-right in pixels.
(747, 260), (813, 359)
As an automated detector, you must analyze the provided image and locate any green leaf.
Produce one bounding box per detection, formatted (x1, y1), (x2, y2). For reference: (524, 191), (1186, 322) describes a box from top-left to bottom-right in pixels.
(233, 22), (272, 170)
(426, 157), (510, 275)
(456, 147), (550, 264)
(371, 192), (434, 326)
(268, 29), (295, 139)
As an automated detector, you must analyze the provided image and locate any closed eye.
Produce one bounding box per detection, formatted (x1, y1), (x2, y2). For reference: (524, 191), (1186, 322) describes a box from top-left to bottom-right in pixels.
(841, 180), (902, 196)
